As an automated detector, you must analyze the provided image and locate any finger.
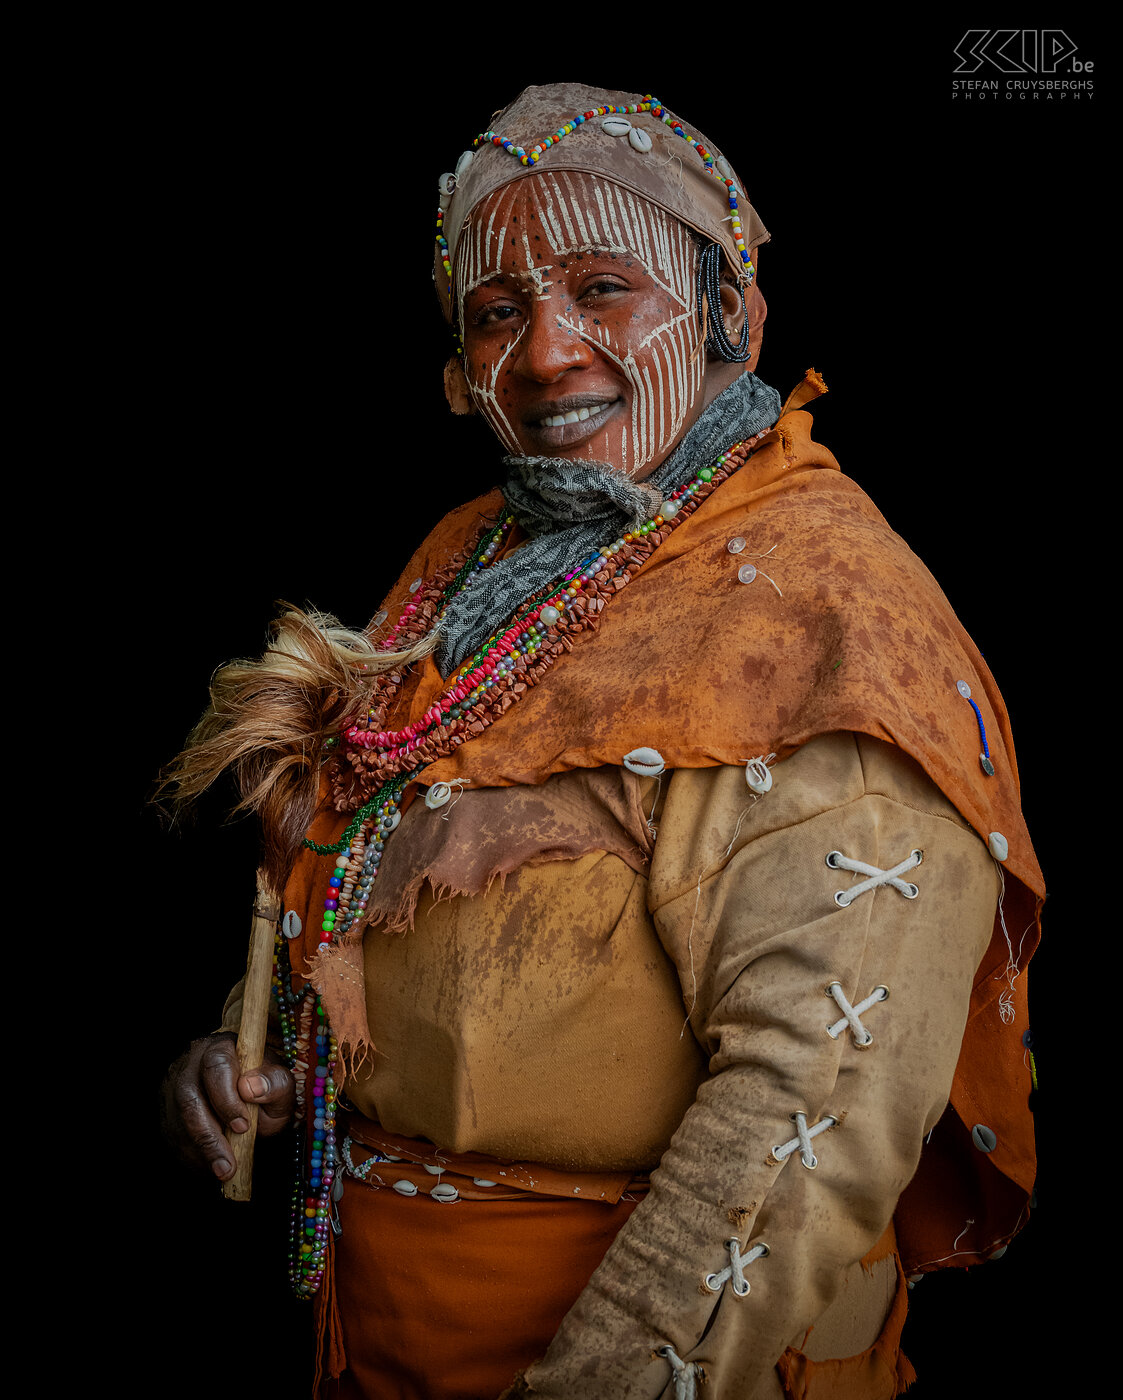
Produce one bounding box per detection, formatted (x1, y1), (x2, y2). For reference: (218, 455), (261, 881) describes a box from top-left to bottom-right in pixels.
(199, 1037), (255, 1135)
(171, 1072), (237, 1180)
(237, 1060), (296, 1135)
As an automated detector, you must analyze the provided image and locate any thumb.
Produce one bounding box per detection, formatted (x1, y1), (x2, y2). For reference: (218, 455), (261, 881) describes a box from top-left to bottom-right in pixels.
(237, 1061), (295, 1120)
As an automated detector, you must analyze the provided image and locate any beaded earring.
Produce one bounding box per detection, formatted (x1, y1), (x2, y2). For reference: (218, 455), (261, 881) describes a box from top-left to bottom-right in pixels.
(696, 243), (753, 364)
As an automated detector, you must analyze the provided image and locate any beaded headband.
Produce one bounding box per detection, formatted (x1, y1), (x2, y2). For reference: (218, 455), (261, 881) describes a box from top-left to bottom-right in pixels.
(432, 85), (769, 342)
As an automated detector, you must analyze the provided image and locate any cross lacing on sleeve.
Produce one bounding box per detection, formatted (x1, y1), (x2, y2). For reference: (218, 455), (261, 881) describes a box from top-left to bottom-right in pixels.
(825, 981), (889, 1047)
(657, 1344), (705, 1399)
(826, 848), (922, 906)
(702, 1238), (770, 1296)
(770, 1111), (839, 1169)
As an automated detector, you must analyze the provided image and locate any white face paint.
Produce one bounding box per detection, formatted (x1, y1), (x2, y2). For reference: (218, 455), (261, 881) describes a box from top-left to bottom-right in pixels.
(456, 171), (706, 479)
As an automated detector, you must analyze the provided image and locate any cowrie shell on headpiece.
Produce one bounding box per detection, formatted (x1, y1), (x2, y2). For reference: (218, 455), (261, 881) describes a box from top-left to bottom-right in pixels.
(716, 156), (734, 180)
(623, 747), (666, 777)
(628, 127), (653, 152)
(425, 783), (453, 810)
(744, 758), (773, 795)
(438, 172), (457, 196)
(454, 150), (474, 177)
(601, 116), (632, 137)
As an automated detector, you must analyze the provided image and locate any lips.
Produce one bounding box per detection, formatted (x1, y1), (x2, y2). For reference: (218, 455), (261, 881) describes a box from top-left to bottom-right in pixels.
(522, 394), (623, 450)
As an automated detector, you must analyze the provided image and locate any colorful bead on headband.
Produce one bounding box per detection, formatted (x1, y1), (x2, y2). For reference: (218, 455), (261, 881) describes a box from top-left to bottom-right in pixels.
(434, 95), (755, 348)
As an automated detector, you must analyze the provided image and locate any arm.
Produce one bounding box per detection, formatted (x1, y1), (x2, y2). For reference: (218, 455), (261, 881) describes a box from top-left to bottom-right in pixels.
(514, 733), (997, 1398)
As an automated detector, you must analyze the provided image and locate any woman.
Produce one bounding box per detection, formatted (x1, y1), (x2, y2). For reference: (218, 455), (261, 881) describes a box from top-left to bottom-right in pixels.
(164, 83), (1043, 1398)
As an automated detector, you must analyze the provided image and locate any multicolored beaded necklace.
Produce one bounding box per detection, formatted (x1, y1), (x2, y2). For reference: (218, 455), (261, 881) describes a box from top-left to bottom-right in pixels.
(435, 94), (755, 350)
(276, 433), (762, 1298)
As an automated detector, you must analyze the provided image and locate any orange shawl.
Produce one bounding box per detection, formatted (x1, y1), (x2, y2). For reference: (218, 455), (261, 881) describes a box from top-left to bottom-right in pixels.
(290, 373), (1043, 1271)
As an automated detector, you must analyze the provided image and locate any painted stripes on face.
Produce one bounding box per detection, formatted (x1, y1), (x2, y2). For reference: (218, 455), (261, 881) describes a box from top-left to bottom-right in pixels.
(456, 172), (705, 478)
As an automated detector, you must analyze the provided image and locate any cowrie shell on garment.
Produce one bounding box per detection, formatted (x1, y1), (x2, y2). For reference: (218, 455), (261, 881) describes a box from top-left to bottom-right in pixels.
(392, 1179), (418, 1196)
(425, 783), (453, 810)
(628, 127), (653, 152)
(744, 758), (773, 794)
(601, 116), (632, 136)
(430, 1183), (460, 1203)
(282, 910), (303, 940)
(717, 156), (734, 179)
(956, 679), (972, 698)
(455, 150), (474, 177)
(438, 172), (457, 196)
(738, 563), (758, 585)
(623, 747), (666, 777)
(988, 831), (1009, 862)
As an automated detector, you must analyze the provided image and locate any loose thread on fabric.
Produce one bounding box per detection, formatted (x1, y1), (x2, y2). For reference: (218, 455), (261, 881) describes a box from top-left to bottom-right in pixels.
(992, 866), (1031, 1025)
(722, 806), (752, 860)
(440, 779), (470, 821)
(744, 544), (783, 597)
(646, 772), (664, 838)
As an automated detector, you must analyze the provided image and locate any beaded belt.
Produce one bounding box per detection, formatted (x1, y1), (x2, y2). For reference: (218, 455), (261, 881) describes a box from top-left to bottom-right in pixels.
(341, 1115), (650, 1207)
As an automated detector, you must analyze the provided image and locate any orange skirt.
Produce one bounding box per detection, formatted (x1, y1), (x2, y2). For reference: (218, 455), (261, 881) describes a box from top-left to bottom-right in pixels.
(314, 1119), (914, 1400)
(314, 1119), (644, 1400)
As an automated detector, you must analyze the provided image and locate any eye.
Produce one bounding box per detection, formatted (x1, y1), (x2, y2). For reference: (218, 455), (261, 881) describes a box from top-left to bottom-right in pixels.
(579, 278), (628, 301)
(470, 301), (523, 328)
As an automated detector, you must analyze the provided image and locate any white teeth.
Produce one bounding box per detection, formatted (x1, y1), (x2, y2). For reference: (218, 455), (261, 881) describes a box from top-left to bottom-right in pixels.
(538, 403), (611, 428)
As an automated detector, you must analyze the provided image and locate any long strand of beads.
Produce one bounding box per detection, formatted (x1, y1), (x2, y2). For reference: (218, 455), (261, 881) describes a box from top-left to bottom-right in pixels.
(290, 996), (337, 1299)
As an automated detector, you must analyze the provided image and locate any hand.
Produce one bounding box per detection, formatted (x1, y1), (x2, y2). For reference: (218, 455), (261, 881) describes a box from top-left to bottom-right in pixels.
(162, 1032), (296, 1181)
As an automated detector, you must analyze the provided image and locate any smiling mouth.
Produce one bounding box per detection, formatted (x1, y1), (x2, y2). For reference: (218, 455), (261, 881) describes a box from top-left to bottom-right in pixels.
(535, 398), (618, 428)
(524, 395), (622, 447)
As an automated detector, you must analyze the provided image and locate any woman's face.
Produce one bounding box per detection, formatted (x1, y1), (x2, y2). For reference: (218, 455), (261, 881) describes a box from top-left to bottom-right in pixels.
(457, 171), (706, 480)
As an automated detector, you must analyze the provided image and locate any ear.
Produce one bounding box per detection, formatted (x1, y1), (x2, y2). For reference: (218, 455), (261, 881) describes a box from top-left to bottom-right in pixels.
(715, 276), (747, 345)
(443, 357), (477, 416)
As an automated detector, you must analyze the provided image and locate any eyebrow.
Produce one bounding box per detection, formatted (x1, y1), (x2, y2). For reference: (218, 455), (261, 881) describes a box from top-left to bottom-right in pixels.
(574, 242), (629, 257)
(462, 267), (555, 298)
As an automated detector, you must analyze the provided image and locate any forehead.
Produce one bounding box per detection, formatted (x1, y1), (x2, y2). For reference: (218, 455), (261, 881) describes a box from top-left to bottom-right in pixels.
(456, 170), (694, 296)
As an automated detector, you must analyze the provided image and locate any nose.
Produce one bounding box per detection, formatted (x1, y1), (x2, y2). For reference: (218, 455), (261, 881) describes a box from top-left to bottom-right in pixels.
(513, 301), (596, 382)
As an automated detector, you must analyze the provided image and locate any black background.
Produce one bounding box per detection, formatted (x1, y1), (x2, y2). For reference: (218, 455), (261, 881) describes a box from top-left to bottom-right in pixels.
(97, 23), (1102, 1398)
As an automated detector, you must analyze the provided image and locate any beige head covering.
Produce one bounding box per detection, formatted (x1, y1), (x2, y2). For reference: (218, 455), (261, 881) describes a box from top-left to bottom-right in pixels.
(435, 83), (769, 317)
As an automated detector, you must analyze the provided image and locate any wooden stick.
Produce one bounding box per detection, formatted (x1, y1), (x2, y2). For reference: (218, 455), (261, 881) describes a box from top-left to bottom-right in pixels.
(223, 870), (281, 1201)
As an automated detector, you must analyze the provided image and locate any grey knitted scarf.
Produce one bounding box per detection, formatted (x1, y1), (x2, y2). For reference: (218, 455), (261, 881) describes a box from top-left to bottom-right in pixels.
(435, 373), (782, 674)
